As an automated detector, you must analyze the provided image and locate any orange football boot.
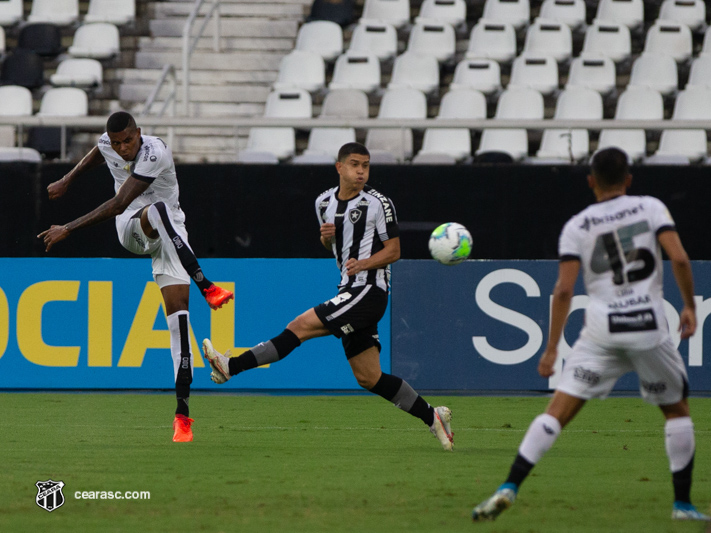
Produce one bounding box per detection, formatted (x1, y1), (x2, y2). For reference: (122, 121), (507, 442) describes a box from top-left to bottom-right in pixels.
(203, 284), (234, 310)
(173, 414), (194, 442)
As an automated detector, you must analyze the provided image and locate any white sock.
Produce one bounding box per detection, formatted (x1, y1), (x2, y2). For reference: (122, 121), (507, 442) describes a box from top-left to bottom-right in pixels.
(518, 413), (562, 464)
(665, 417), (695, 472)
(167, 310), (193, 382)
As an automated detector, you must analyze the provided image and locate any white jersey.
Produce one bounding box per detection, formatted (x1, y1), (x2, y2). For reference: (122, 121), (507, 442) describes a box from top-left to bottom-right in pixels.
(559, 195), (676, 349)
(315, 184), (399, 292)
(98, 133), (185, 226)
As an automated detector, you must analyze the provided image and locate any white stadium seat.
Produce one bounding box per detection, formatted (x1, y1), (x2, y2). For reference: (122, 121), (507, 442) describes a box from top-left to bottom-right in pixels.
(387, 52), (440, 94)
(0, 85), (33, 116)
(539, 0), (586, 31)
(465, 19), (517, 63)
(449, 58), (501, 95)
(628, 53), (678, 95)
(509, 54), (559, 95)
(329, 52), (381, 93)
(85, 0), (136, 26)
(415, 0), (467, 27)
(295, 21), (343, 62)
(28, 0), (79, 25)
(643, 21), (693, 63)
(50, 58), (103, 88)
(360, 0), (410, 28)
(595, 0), (644, 30)
(348, 21), (397, 61)
(523, 18), (573, 63)
(365, 87), (427, 162)
(273, 50), (325, 93)
(292, 128), (356, 163)
(482, 0), (530, 30)
(69, 23), (120, 59)
(38, 88), (89, 117)
(406, 21), (456, 64)
(687, 56), (711, 89)
(650, 87), (711, 163)
(319, 89), (369, 119)
(657, 0), (705, 33)
(582, 21), (631, 63)
(0, 0), (23, 26)
(566, 54), (616, 94)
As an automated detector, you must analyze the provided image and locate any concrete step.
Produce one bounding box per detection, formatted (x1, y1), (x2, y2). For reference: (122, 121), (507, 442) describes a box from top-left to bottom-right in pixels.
(119, 83), (270, 103)
(149, 18), (298, 38)
(153, 2), (306, 18)
(130, 101), (266, 117)
(110, 68), (278, 85)
(135, 50), (284, 70)
(137, 36), (295, 52)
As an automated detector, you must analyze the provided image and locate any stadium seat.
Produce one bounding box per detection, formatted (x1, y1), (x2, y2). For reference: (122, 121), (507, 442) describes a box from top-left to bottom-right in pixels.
(449, 58), (501, 95)
(264, 88), (313, 118)
(538, 0), (586, 32)
(387, 52), (440, 94)
(482, 0), (530, 30)
(329, 52), (381, 93)
(0, 85), (33, 116)
(535, 86), (603, 162)
(306, 0), (356, 27)
(18, 23), (63, 58)
(465, 19), (517, 63)
(0, 26), (5, 56)
(628, 53), (678, 95)
(68, 23), (121, 59)
(236, 149), (279, 164)
(365, 87), (427, 162)
(85, 0), (136, 26)
(28, 0), (79, 26)
(0, 0), (23, 26)
(687, 55), (711, 89)
(582, 21), (631, 63)
(273, 50), (325, 93)
(295, 21), (343, 62)
(523, 18), (573, 63)
(643, 21), (693, 63)
(477, 86), (544, 160)
(508, 54), (559, 95)
(565, 54), (616, 94)
(702, 26), (711, 56)
(292, 127), (356, 163)
(406, 21), (456, 64)
(411, 152), (458, 164)
(0, 49), (45, 89)
(50, 58), (103, 88)
(598, 87), (664, 161)
(38, 87), (89, 117)
(319, 89), (369, 118)
(0, 147), (42, 162)
(657, 0), (705, 33)
(415, 0), (467, 28)
(595, 0), (643, 30)
(360, 0), (410, 28)
(415, 88), (486, 162)
(649, 87), (711, 162)
(348, 21), (397, 61)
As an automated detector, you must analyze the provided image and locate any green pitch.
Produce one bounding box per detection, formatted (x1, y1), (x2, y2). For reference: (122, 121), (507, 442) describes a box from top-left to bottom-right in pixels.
(1, 393), (709, 533)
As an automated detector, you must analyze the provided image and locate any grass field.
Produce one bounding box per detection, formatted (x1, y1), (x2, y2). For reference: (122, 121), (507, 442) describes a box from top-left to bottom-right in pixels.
(1, 393), (710, 533)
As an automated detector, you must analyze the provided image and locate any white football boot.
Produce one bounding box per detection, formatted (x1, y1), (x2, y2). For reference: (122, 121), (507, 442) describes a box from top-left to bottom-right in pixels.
(202, 338), (231, 384)
(429, 406), (454, 451)
(471, 484), (518, 521)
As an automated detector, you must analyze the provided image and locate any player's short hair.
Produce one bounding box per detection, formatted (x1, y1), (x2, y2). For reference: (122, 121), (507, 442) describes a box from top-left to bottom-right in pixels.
(590, 147), (629, 187)
(337, 142), (370, 162)
(106, 111), (137, 133)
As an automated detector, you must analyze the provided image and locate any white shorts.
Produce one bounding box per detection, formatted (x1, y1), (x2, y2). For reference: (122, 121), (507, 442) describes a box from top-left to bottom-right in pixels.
(115, 209), (191, 288)
(557, 337), (688, 406)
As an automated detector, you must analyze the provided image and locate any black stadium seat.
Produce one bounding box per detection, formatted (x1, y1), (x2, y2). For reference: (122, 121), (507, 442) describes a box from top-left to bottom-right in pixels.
(0, 49), (45, 89)
(18, 23), (63, 58)
(307, 0), (356, 27)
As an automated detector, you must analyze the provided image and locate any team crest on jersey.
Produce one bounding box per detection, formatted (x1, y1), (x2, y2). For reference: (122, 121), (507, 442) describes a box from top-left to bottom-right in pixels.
(35, 480), (65, 512)
(349, 209), (362, 223)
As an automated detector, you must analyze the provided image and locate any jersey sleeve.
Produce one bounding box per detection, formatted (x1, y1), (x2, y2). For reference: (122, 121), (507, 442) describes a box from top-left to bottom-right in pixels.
(132, 142), (170, 183)
(558, 218), (581, 262)
(648, 197), (676, 235)
(375, 195), (399, 241)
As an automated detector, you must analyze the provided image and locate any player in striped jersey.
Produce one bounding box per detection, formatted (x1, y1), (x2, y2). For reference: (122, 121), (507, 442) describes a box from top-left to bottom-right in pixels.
(472, 147), (708, 522)
(203, 142), (454, 450)
(38, 111), (233, 442)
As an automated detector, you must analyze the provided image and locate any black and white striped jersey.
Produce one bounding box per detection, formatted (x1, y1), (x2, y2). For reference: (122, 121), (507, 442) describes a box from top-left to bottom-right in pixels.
(315, 184), (399, 292)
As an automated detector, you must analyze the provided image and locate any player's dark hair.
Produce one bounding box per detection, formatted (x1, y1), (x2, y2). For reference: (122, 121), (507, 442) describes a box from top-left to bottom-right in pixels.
(337, 142), (370, 162)
(590, 147), (629, 187)
(106, 111), (137, 133)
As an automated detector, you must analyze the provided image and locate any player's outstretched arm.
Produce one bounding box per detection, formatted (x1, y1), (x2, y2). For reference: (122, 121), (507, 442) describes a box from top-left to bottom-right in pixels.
(38, 176), (150, 252)
(658, 230), (696, 339)
(539, 259), (580, 377)
(345, 237), (400, 276)
(47, 146), (105, 200)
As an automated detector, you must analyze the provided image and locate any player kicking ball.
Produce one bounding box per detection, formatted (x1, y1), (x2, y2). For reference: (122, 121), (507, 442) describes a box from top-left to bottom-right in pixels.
(39, 111), (233, 443)
(201, 142), (454, 450)
(471, 147), (709, 522)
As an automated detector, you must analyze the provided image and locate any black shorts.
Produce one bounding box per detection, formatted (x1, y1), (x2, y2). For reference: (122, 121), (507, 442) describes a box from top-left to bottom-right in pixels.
(313, 285), (388, 359)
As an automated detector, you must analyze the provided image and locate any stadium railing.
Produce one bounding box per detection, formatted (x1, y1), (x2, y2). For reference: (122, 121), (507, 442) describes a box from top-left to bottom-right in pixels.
(182, 0), (221, 117)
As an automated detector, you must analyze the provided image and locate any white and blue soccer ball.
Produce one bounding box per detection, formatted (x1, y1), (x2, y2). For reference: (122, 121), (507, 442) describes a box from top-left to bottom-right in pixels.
(428, 222), (472, 265)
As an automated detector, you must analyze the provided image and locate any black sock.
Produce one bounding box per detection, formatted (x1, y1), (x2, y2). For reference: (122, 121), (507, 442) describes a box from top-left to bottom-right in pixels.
(228, 330), (301, 375)
(176, 383), (190, 417)
(153, 202), (212, 292)
(504, 453), (535, 488)
(409, 396), (435, 426)
(369, 373), (435, 426)
(228, 350), (258, 375)
(672, 456), (694, 503)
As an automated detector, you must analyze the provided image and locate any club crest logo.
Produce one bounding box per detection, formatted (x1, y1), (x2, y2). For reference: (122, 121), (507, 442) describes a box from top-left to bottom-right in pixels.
(348, 209), (362, 224)
(35, 480), (65, 512)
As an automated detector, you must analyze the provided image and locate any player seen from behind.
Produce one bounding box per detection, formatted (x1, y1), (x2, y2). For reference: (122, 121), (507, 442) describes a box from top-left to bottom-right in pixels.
(38, 111), (234, 443)
(202, 142), (454, 451)
(471, 147), (709, 522)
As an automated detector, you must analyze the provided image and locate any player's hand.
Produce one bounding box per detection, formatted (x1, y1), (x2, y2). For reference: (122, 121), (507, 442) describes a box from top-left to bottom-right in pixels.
(320, 222), (336, 242)
(538, 348), (558, 378)
(37, 225), (70, 252)
(47, 177), (69, 200)
(678, 307), (697, 339)
(345, 257), (363, 276)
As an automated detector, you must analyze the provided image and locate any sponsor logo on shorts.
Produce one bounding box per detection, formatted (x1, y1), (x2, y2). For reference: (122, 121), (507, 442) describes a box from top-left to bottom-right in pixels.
(573, 367), (601, 385)
(340, 324), (354, 335)
(132, 232), (146, 247)
(641, 380), (667, 394)
(609, 309), (657, 333)
(329, 292), (352, 306)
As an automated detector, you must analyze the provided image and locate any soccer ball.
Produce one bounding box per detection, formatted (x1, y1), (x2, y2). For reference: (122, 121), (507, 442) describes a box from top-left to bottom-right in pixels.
(428, 222), (472, 265)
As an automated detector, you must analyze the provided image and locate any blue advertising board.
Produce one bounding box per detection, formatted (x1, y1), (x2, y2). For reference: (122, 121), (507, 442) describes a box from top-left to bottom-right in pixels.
(0, 258), (390, 390)
(392, 260), (711, 392)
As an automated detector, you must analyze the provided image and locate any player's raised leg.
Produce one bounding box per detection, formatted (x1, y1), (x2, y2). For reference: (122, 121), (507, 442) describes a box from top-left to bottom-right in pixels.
(143, 203), (233, 310)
